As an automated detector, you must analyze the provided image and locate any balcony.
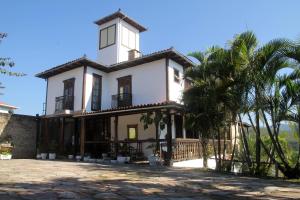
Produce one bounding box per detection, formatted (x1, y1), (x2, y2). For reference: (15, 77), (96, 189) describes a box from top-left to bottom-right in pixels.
(111, 93), (132, 108)
(55, 95), (74, 113)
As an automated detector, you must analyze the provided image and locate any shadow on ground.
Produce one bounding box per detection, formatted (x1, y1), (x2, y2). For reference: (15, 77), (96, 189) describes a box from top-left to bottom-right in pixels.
(0, 160), (299, 200)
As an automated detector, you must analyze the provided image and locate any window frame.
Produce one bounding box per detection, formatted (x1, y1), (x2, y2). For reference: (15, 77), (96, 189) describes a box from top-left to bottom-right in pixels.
(174, 68), (180, 83)
(99, 24), (116, 49)
(127, 124), (138, 140)
(91, 73), (102, 111)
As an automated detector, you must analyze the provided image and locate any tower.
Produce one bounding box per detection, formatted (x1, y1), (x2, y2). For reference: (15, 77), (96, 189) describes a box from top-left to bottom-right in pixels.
(95, 10), (147, 65)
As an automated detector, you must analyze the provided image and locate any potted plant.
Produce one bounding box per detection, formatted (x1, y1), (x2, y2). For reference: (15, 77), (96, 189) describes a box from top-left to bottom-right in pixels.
(66, 143), (74, 160)
(147, 143), (161, 166)
(83, 153), (91, 162)
(39, 140), (48, 160)
(75, 155), (82, 161)
(0, 150), (12, 160)
(0, 135), (13, 160)
(48, 140), (58, 160)
(117, 143), (130, 164)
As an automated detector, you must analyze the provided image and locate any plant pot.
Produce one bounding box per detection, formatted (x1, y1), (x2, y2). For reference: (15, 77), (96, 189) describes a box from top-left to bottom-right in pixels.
(68, 155), (74, 160)
(75, 155), (81, 161)
(148, 155), (160, 166)
(36, 154), (42, 159)
(110, 160), (117, 164)
(0, 154), (12, 160)
(49, 153), (56, 160)
(102, 153), (108, 158)
(83, 156), (90, 162)
(125, 156), (130, 163)
(41, 153), (47, 160)
(117, 156), (126, 164)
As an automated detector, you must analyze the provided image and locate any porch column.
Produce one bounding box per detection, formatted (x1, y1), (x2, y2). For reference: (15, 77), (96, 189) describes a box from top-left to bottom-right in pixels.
(165, 110), (173, 166)
(44, 118), (49, 150)
(182, 116), (186, 139)
(114, 116), (119, 154)
(80, 117), (85, 157)
(171, 114), (176, 139)
(59, 117), (64, 154)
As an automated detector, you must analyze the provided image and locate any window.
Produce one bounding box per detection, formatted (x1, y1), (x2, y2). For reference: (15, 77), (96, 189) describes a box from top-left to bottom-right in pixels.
(174, 68), (180, 83)
(91, 74), (102, 111)
(127, 124), (138, 140)
(122, 26), (136, 49)
(99, 24), (116, 49)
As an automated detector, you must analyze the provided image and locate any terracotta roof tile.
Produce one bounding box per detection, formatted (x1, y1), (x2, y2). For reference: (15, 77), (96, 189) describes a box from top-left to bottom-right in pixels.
(35, 48), (195, 79)
(74, 101), (183, 117)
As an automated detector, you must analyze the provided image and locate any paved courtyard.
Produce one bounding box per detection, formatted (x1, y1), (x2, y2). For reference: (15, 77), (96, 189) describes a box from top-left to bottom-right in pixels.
(0, 160), (299, 199)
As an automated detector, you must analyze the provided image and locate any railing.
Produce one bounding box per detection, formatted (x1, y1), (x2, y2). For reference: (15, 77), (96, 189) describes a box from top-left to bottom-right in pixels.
(111, 93), (132, 108)
(55, 95), (74, 112)
(172, 139), (201, 161)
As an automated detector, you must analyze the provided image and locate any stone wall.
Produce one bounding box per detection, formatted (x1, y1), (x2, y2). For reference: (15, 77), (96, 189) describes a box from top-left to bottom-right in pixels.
(0, 113), (37, 158)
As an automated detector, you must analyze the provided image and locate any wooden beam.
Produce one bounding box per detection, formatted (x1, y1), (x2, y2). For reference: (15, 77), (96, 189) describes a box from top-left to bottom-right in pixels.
(59, 117), (65, 154)
(165, 110), (172, 166)
(114, 116), (119, 155)
(44, 118), (49, 150)
(80, 118), (85, 157)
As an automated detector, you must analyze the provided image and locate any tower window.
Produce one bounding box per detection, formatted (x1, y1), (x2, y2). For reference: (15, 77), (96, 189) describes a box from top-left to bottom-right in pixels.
(122, 26), (136, 49)
(100, 24), (116, 49)
(174, 68), (180, 83)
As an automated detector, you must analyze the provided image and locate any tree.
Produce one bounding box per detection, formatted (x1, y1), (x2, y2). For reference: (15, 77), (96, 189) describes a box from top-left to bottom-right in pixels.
(184, 31), (300, 178)
(0, 32), (25, 93)
(184, 48), (235, 170)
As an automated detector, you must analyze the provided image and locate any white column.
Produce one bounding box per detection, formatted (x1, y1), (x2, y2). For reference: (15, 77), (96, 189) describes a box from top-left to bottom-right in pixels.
(171, 114), (176, 139)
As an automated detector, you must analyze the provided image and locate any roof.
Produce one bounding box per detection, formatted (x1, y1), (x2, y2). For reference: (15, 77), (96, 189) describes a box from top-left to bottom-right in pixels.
(109, 47), (194, 72)
(36, 48), (195, 79)
(74, 101), (183, 117)
(94, 9), (147, 32)
(0, 102), (18, 109)
(35, 57), (108, 79)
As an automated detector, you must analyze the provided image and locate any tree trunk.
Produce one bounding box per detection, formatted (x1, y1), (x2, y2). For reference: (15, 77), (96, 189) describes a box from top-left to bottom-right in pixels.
(255, 110), (261, 174)
(217, 127), (222, 171)
(201, 140), (208, 168)
(228, 122), (237, 172)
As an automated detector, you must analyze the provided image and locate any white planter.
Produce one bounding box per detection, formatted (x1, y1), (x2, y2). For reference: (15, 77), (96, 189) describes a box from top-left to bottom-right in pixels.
(102, 153), (108, 158)
(41, 153), (47, 160)
(36, 154), (42, 159)
(68, 155), (74, 160)
(49, 153), (56, 160)
(83, 156), (90, 162)
(111, 160), (117, 164)
(96, 159), (103, 163)
(148, 155), (160, 166)
(75, 155), (81, 161)
(125, 156), (130, 163)
(117, 156), (126, 164)
(0, 154), (12, 160)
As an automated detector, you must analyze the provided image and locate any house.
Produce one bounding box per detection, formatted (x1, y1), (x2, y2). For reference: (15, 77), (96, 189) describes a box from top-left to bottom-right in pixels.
(0, 102), (18, 114)
(36, 10), (235, 164)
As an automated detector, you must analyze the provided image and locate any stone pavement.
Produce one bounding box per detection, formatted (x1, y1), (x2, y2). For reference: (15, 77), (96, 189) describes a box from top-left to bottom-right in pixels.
(0, 159), (299, 200)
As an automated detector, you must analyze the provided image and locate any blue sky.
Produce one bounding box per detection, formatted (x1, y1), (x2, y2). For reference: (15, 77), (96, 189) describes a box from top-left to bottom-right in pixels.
(1, 0), (300, 115)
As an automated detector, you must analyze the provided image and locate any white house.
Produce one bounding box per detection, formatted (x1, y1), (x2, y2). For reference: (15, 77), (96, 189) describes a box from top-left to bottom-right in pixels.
(36, 10), (232, 164)
(0, 102), (18, 114)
